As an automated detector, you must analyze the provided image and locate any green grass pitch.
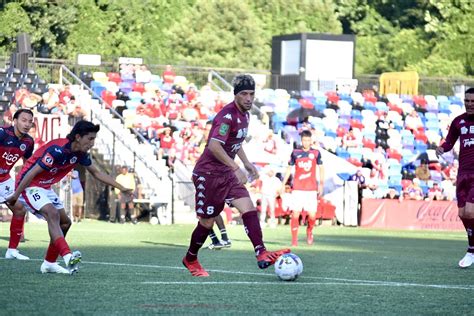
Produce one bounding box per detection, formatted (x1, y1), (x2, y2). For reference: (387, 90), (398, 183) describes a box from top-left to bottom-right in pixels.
(0, 221), (472, 315)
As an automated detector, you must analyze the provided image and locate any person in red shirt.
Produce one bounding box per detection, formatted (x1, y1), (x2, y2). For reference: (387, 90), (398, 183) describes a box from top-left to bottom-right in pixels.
(436, 87), (474, 268)
(162, 65), (176, 86)
(7, 120), (133, 274)
(182, 75), (290, 277)
(0, 109), (35, 260)
(281, 130), (325, 246)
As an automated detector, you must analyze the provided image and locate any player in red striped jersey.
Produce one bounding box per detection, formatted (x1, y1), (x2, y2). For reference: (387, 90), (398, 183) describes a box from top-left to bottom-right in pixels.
(0, 109), (35, 260)
(7, 120), (133, 274)
(282, 130), (325, 246)
(436, 87), (474, 268)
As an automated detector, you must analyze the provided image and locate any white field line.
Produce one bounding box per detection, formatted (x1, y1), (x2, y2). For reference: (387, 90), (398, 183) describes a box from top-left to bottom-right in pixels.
(2, 258), (472, 291)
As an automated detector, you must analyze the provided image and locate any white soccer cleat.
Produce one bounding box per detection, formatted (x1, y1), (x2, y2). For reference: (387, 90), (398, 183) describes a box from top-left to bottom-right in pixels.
(5, 249), (30, 260)
(458, 252), (474, 268)
(66, 250), (82, 274)
(40, 261), (70, 274)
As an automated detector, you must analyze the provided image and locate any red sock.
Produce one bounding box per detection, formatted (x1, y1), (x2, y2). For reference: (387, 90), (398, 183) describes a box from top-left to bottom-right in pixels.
(186, 222), (211, 262)
(45, 243), (60, 263)
(242, 210), (266, 255)
(53, 237), (71, 257)
(8, 215), (24, 249)
(460, 218), (474, 253)
(290, 216), (299, 245)
(307, 217), (316, 235)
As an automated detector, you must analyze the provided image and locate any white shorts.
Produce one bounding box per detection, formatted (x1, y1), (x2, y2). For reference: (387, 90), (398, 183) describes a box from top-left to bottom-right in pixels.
(0, 177), (15, 200)
(291, 190), (318, 213)
(19, 187), (64, 219)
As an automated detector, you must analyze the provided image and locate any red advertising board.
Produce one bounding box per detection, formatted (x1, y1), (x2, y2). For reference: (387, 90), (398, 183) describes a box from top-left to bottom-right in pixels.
(360, 199), (464, 230)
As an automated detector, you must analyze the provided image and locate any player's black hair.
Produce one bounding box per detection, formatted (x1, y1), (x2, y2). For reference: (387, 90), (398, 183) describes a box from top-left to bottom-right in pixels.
(465, 87), (474, 94)
(67, 120), (100, 141)
(232, 74), (255, 95)
(13, 109), (34, 120)
(300, 130), (312, 139)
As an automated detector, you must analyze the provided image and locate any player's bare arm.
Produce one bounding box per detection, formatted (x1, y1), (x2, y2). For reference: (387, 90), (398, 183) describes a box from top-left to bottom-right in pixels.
(7, 164), (44, 206)
(281, 165), (292, 194)
(85, 164), (132, 194)
(318, 165), (325, 197)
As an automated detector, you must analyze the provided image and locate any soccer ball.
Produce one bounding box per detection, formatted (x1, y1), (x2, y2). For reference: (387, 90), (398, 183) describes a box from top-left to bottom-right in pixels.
(274, 253), (303, 281)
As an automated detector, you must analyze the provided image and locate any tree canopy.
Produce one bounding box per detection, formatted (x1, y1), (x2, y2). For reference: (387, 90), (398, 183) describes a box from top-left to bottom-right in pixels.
(0, 0), (472, 76)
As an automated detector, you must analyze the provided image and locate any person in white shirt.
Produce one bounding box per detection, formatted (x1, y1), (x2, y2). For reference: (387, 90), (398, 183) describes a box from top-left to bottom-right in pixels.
(260, 166), (282, 228)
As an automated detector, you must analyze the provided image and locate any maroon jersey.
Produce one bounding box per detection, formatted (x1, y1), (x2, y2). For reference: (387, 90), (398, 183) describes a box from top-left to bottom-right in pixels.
(16, 138), (92, 189)
(0, 126), (34, 182)
(442, 113), (474, 175)
(193, 101), (249, 174)
(289, 148), (322, 191)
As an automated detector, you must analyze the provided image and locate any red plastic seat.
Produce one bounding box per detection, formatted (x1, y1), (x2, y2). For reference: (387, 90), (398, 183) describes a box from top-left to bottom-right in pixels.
(132, 82), (145, 93)
(362, 137), (376, 150)
(107, 72), (122, 84)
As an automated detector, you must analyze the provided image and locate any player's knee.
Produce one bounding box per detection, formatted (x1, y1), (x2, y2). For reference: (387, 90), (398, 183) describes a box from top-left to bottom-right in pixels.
(12, 205), (26, 217)
(199, 217), (214, 229)
(61, 218), (72, 232)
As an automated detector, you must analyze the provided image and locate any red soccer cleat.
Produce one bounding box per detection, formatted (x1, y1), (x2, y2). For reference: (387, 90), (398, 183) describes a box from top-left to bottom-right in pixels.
(257, 248), (291, 269)
(182, 256), (210, 277)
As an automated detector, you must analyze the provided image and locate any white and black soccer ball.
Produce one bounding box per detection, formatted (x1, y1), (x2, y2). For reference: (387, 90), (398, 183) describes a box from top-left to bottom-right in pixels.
(274, 253), (303, 281)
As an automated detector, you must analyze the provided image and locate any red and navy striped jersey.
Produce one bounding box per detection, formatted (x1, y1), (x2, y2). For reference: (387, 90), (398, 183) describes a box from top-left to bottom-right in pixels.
(16, 138), (91, 189)
(289, 148), (322, 191)
(0, 126), (34, 182)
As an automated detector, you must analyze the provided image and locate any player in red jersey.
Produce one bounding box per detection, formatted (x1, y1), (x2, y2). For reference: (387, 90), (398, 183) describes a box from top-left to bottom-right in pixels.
(182, 75), (290, 277)
(7, 120), (133, 274)
(436, 87), (474, 268)
(281, 130), (325, 246)
(0, 109), (35, 260)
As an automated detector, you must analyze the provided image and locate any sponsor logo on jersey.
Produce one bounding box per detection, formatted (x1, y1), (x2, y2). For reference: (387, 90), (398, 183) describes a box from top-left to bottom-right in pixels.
(20, 144), (26, 151)
(42, 153), (54, 167)
(39, 178), (55, 185)
(2, 152), (20, 166)
(50, 168), (58, 174)
(7, 141), (13, 145)
(231, 143), (242, 152)
(219, 123), (230, 136)
(0, 168), (9, 174)
(297, 159), (313, 172)
(54, 148), (62, 154)
(223, 113), (232, 120)
(461, 126), (469, 135)
(70, 156), (77, 164)
(463, 138), (474, 147)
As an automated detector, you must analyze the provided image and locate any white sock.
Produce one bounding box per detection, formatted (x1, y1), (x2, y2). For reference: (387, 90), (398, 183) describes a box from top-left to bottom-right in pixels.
(63, 253), (72, 266)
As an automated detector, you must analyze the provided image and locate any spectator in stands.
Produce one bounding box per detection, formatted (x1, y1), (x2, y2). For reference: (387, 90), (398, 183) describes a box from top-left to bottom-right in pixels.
(115, 166), (137, 224)
(40, 87), (60, 114)
(157, 127), (174, 160)
(263, 131), (277, 155)
(182, 102), (199, 122)
(185, 84), (198, 102)
(363, 169), (379, 197)
(198, 121), (212, 154)
(21, 90), (43, 110)
(405, 110), (423, 132)
(385, 187), (401, 200)
(67, 98), (87, 126)
(162, 65), (176, 87)
(342, 128), (358, 149)
(442, 159), (458, 182)
(427, 182), (444, 201)
(135, 65), (152, 83)
(403, 178), (424, 200)
(59, 85), (73, 105)
(415, 160), (431, 181)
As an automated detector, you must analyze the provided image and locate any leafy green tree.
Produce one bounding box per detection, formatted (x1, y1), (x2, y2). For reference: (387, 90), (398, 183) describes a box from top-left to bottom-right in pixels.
(0, 2), (35, 55)
(167, 0), (268, 69)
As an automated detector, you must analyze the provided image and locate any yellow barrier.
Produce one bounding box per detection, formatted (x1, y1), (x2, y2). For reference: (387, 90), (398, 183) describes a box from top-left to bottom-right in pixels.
(379, 71), (419, 95)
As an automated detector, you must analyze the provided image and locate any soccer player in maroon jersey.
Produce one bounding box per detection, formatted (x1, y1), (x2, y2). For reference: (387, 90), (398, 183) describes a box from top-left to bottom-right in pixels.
(436, 87), (474, 268)
(7, 120), (133, 274)
(182, 75), (290, 277)
(281, 130), (325, 247)
(0, 109), (35, 260)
